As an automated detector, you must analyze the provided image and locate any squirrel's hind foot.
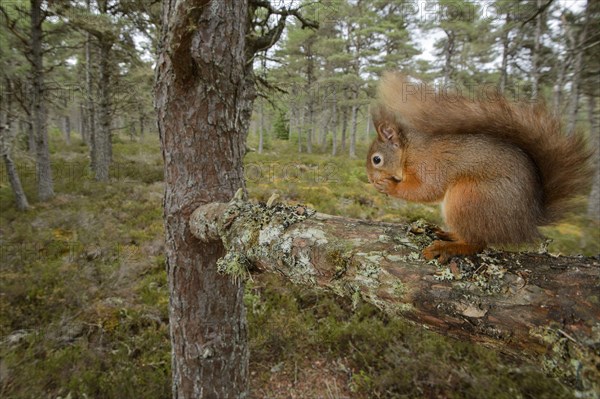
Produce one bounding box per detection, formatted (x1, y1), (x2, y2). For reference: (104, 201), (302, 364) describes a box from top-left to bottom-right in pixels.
(423, 240), (485, 264)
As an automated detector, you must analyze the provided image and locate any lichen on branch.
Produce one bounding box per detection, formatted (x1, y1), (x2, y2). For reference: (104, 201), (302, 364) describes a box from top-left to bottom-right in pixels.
(189, 197), (600, 395)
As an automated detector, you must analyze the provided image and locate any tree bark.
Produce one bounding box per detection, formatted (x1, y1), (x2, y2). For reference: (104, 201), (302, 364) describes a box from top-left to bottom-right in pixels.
(94, 37), (113, 181)
(191, 199), (600, 394)
(287, 107), (294, 143)
(319, 109), (329, 149)
(0, 80), (30, 211)
(331, 98), (337, 156)
(258, 100), (264, 154)
(2, 153), (30, 211)
(498, 12), (511, 94)
(63, 102), (71, 146)
(364, 106), (371, 142)
(349, 89), (359, 158)
(297, 105), (304, 153)
(587, 94), (600, 221)
(31, 0), (54, 201)
(27, 120), (35, 156)
(155, 0), (254, 397)
(566, 0), (591, 134)
(139, 114), (145, 138)
(340, 105), (348, 152)
(530, 0), (544, 101)
(85, 0), (96, 169)
(442, 30), (456, 84)
(79, 103), (87, 143)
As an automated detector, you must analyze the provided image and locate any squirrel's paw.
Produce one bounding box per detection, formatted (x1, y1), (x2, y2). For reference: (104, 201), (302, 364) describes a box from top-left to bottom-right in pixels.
(423, 240), (485, 264)
(372, 178), (397, 195)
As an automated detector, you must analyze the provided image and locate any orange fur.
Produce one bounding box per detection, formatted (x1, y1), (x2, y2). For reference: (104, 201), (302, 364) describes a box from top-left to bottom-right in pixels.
(366, 73), (593, 263)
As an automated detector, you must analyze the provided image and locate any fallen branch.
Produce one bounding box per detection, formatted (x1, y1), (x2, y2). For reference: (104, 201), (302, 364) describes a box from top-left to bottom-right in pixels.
(190, 196), (600, 393)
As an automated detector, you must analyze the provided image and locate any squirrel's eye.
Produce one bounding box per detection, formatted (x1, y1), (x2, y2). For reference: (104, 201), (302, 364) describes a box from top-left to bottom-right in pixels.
(372, 155), (382, 165)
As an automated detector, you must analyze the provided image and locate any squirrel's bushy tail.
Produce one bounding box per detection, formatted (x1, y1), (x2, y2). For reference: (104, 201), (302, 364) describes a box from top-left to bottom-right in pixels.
(377, 72), (593, 224)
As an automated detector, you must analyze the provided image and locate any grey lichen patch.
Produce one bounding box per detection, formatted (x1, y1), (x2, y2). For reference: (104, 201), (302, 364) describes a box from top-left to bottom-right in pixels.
(392, 235), (421, 251)
(258, 224), (284, 246)
(216, 200), (316, 280)
(405, 219), (437, 248)
(430, 253), (509, 295)
(291, 248), (318, 284)
(295, 227), (328, 245)
(351, 286), (362, 310)
(216, 252), (251, 284)
(433, 267), (455, 281)
(356, 253), (383, 280)
(220, 201), (315, 244)
(378, 234), (391, 243)
(393, 281), (408, 298)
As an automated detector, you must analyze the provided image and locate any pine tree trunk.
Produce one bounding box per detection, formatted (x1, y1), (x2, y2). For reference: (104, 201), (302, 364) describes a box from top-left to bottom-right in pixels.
(331, 99), (337, 156)
(349, 90), (359, 158)
(0, 80), (29, 211)
(364, 107), (371, 142)
(85, 1), (96, 170)
(79, 102), (88, 144)
(139, 114), (144, 138)
(307, 109), (313, 154)
(63, 115), (71, 145)
(3, 153), (30, 211)
(567, 0), (591, 134)
(94, 40), (112, 181)
(442, 30), (455, 84)
(31, 0), (53, 201)
(27, 121), (36, 156)
(341, 105), (348, 152)
(298, 106), (304, 153)
(319, 109), (329, 148)
(530, 0), (543, 101)
(287, 107), (294, 142)
(587, 95), (600, 221)
(155, 1), (253, 396)
(258, 100), (264, 154)
(499, 13), (511, 94)
(553, 58), (567, 115)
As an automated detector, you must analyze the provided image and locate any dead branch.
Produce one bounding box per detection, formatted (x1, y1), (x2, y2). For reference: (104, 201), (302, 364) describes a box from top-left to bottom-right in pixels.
(190, 197), (600, 393)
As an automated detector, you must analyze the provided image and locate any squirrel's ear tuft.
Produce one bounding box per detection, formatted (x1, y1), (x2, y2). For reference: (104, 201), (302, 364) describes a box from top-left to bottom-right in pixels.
(376, 122), (404, 147)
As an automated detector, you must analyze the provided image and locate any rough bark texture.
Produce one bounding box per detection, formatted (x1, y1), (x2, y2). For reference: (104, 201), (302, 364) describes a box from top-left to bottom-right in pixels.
(190, 199), (600, 394)
(498, 13), (511, 94)
(530, 0), (544, 101)
(2, 153), (30, 211)
(155, 0), (254, 397)
(94, 39), (112, 181)
(84, 2), (96, 161)
(61, 96), (71, 145)
(587, 95), (600, 221)
(349, 90), (358, 158)
(566, 0), (591, 134)
(31, 0), (54, 201)
(0, 80), (30, 211)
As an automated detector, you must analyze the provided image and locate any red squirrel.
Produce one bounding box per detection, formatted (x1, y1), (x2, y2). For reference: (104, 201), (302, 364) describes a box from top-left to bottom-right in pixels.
(366, 72), (593, 263)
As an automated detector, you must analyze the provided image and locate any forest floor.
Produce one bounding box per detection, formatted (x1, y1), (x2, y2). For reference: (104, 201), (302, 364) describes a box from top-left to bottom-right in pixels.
(0, 131), (597, 398)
